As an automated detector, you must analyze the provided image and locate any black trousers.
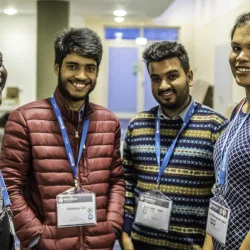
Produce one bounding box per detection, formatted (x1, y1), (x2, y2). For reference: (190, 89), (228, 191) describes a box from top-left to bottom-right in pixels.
(132, 240), (154, 250)
(0, 210), (14, 250)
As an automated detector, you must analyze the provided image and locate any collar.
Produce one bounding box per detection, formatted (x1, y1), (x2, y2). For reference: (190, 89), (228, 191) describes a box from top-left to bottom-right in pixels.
(53, 87), (93, 123)
(157, 97), (194, 121)
(79, 104), (85, 122)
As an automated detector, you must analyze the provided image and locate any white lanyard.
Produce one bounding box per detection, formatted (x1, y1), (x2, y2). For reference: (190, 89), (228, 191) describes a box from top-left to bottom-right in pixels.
(217, 99), (249, 187)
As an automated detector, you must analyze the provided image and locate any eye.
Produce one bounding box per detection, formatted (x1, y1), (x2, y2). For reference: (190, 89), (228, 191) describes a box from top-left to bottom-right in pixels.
(151, 77), (161, 84)
(67, 64), (77, 70)
(86, 65), (97, 73)
(168, 74), (178, 81)
(231, 45), (241, 52)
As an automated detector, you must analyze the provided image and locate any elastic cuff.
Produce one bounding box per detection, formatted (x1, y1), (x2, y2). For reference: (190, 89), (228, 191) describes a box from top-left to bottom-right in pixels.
(28, 236), (40, 248)
(112, 226), (121, 239)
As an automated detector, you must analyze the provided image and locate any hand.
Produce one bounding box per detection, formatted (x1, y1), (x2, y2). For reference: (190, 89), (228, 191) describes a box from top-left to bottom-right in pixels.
(239, 231), (250, 250)
(119, 232), (134, 250)
(203, 234), (213, 250)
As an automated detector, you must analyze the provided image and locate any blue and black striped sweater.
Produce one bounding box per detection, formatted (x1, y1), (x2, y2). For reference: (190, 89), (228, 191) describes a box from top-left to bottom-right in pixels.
(123, 103), (228, 250)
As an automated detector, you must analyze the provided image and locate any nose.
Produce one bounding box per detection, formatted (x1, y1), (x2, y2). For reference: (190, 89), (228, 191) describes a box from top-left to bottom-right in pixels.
(236, 50), (250, 62)
(75, 69), (87, 80)
(159, 79), (170, 90)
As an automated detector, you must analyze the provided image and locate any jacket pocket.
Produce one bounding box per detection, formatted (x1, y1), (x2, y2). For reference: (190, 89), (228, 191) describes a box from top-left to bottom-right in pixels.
(34, 224), (53, 250)
(83, 221), (116, 249)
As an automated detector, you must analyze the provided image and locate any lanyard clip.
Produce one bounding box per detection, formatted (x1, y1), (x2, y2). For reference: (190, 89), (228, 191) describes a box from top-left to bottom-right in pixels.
(74, 178), (78, 188)
(211, 184), (216, 195)
(217, 185), (223, 194)
(212, 184), (223, 195)
(156, 182), (160, 190)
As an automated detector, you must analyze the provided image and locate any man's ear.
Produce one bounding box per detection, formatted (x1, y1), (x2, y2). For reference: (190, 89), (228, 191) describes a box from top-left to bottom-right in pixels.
(187, 69), (194, 87)
(54, 64), (59, 75)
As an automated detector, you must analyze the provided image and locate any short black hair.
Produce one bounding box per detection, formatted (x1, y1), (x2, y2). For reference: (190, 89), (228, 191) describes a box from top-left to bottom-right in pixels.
(142, 41), (190, 73)
(231, 13), (250, 40)
(54, 28), (103, 67)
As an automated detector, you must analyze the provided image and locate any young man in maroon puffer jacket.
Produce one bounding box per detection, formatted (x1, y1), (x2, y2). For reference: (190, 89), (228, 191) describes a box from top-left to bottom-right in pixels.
(0, 28), (125, 250)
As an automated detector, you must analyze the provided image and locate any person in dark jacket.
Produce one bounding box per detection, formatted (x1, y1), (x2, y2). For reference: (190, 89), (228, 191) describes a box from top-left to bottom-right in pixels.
(0, 28), (124, 250)
(0, 52), (7, 104)
(0, 51), (15, 250)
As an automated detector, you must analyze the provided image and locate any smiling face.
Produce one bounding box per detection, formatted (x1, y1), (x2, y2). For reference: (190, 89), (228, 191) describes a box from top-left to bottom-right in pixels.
(55, 52), (98, 110)
(0, 52), (7, 105)
(229, 24), (250, 88)
(149, 57), (193, 117)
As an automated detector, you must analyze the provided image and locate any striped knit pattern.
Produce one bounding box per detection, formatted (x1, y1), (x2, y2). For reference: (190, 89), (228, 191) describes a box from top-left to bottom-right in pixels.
(123, 104), (228, 250)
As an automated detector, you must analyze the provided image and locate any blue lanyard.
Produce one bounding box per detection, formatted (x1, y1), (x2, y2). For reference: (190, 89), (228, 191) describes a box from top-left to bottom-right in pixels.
(217, 99), (250, 186)
(155, 102), (196, 186)
(50, 96), (89, 182)
(0, 171), (11, 207)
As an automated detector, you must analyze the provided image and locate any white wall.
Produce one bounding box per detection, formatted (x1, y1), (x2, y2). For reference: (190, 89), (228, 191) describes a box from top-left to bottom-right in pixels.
(0, 14), (36, 107)
(69, 13), (85, 28)
(1, 0), (249, 116)
(153, 0), (195, 68)
(193, 0), (250, 114)
(0, 7), (85, 111)
(152, 0), (249, 115)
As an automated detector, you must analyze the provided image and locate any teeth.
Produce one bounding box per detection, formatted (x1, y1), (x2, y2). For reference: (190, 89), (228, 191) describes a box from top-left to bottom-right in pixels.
(162, 91), (173, 96)
(73, 83), (86, 88)
(237, 68), (250, 72)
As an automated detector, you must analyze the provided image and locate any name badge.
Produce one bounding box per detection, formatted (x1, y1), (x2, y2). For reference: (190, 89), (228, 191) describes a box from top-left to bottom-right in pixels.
(206, 198), (230, 245)
(134, 190), (172, 232)
(56, 188), (96, 228)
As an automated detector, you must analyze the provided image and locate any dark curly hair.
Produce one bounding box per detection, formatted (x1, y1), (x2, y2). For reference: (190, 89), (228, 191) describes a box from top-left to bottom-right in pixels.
(231, 13), (250, 40)
(54, 28), (103, 67)
(143, 41), (190, 73)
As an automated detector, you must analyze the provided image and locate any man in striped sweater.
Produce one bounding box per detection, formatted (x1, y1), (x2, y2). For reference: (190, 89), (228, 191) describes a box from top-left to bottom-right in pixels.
(120, 41), (228, 250)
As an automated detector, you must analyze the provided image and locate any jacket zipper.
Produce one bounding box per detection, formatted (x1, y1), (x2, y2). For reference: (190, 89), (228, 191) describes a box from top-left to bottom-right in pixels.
(75, 131), (79, 139)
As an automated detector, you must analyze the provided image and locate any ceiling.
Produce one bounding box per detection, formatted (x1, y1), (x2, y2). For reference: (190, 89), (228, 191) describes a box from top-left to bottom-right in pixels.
(0, 0), (174, 21)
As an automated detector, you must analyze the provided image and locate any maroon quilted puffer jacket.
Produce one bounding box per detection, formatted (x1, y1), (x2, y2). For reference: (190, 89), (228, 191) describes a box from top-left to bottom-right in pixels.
(0, 88), (125, 250)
